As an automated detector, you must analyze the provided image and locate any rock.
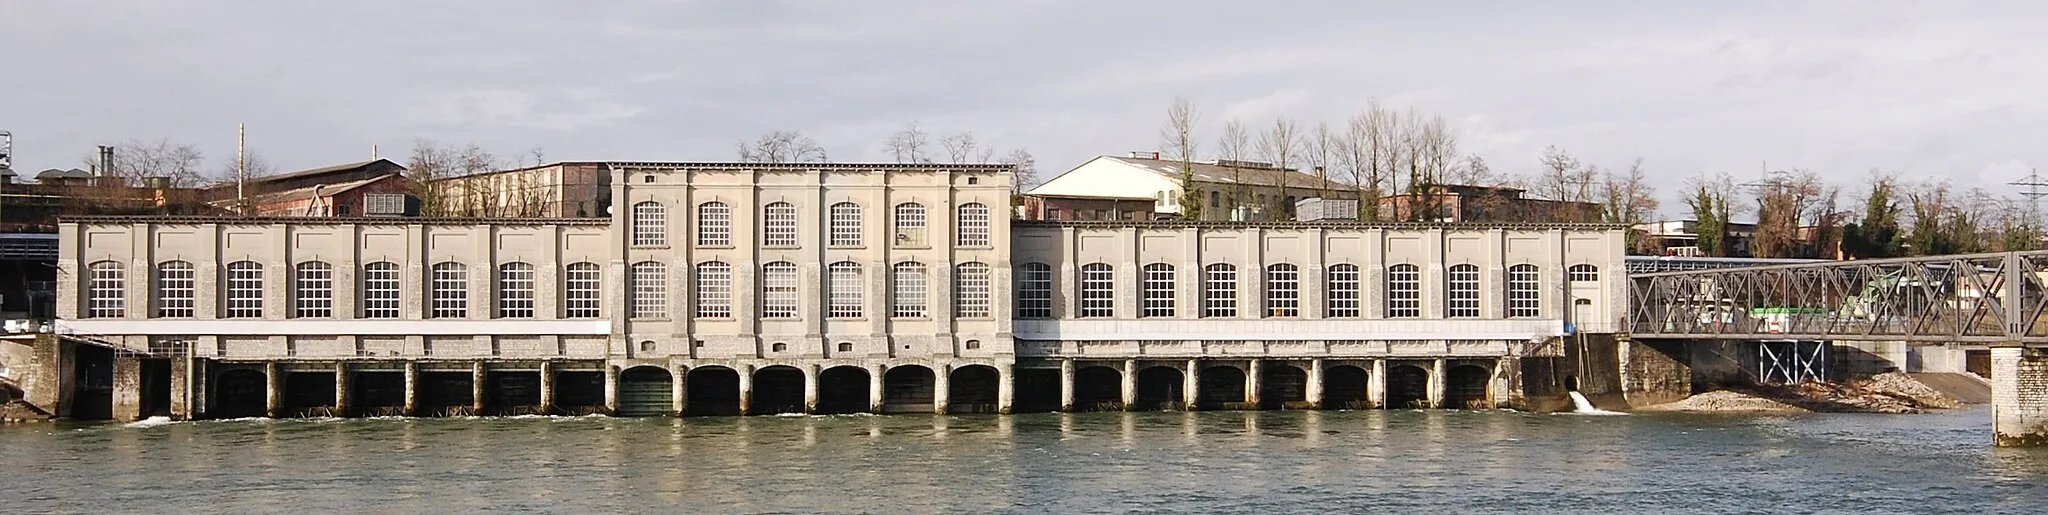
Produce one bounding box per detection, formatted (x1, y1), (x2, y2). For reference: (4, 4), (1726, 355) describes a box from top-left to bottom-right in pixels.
(1635, 390), (1808, 413)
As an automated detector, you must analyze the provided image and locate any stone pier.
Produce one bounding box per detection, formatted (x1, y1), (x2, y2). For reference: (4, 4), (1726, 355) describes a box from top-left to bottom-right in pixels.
(538, 361), (556, 415)
(1992, 346), (2048, 447)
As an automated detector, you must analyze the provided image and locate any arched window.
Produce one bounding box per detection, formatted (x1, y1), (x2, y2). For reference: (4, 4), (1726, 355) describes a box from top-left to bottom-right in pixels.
(696, 201), (731, 246)
(771, 342), (789, 352)
(893, 202), (927, 246)
(1447, 264), (1481, 318)
(762, 202), (798, 246)
(956, 203), (991, 246)
(892, 262), (928, 318)
(1203, 264), (1238, 318)
(497, 262), (536, 318)
(564, 262), (601, 318)
(1079, 263), (1115, 318)
(837, 342), (854, 353)
(639, 340), (656, 353)
(361, 262), (400, 319)
(695, 261), (732, 318)
(761, 262), (799, 318)
(828, 261), (863, 318)
(1386, 264), (1421, 318)
(224, 261), (264, 319)
(1265, 264), (1300, 317)
(1508, 264), (1541, 318)
(1326, 264), (1360, 318)
(1141, 263), (1176, 318)
(956, 262), (992, 318)
(293, 261), (334, 318)
(430, 262), (467, 319)
(630, 261), (667, 319)
(632, 201), (667, 246)
(1016, 263), (1054, 318)
(155, 260), (196, 318)
(829, 202), (863, 246)
(965, 339), (982, 350)
(86, 260), (125, 318)
(1568, 264), (1599, 283)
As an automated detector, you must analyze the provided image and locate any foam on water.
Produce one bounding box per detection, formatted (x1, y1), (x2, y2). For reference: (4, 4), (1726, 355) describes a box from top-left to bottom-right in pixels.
(1564, 391), (1627, 416)
(124, 416), (175, 428)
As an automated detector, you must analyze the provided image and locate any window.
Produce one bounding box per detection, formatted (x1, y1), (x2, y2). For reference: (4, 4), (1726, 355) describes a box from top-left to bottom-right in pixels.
(829, 202), (862, 246)
(1017, 263), (1054, 318)
(564, 262), (601, 318)
(1045, 207), (1062, 220)
(1209, 190), (1220, 208)
(643, 175), (655, 184)
(828, 261), (863, 318)
(1327, 264), (1361, 318)
(631, 261), (667, 319)
(361, 262), (400, 319)
(1265, 264), (1300, 317)
(1569, 264), (1599, 283)
(762, 261), (799, 318)
(1448, 264), (1481, 318)
(1079, 263), (1115, 318)
(87, 261), (124, 318)
(837, 342), (854, 353)
(763, 202), (798, 246)
(957, 203), (991, 246)
(431, 262), (467, 319)
(696, 202), (731, 246)
(893, 203), (927, 246)
(498, 262), (536, 318)
(1141, 263), (1175, 318)
(1203, 264), (1238, 318)
(640, 341), (656, 353)
(155, 261), (195, 318)
(1387, 264), (1420, 318)
(294, 261), (334, 318)
(632, 201), (667, 246)
(771, 342), (788, 352)
(965, 339), (982, 350)
(224, 261), (264, 318)
(1509, 264), (1541, 318)
(967, 176), (980, 185)
(695, 262), (732, 318)
(892, 262), (928, 318)
(956, 262), (992, 318)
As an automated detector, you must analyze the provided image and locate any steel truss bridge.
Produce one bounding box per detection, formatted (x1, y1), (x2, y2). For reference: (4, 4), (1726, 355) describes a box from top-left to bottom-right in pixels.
(1629, 251), (2048, 344)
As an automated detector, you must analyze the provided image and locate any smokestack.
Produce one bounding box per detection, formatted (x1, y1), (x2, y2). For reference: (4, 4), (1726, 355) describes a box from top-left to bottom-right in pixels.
(97, 145), (113, 178)
(1315, 165), (1327, 190)
(237, 123), (247, 216)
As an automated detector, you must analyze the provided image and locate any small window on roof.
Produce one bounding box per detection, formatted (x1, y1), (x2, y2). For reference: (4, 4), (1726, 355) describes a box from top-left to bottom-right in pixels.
(967, 177), (980, 185)
(643, 175), (655, 183)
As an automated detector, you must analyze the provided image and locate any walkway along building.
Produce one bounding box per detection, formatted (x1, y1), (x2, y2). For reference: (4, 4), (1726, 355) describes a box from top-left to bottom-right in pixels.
(22, 162), (1630, 420)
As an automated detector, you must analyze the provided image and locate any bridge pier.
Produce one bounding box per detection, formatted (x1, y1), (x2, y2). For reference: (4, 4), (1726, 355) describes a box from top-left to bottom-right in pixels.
(1992, 346), (2048, 447)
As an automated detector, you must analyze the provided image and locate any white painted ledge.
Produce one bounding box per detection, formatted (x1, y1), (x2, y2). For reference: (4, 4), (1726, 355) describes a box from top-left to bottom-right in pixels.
(56, 319), (612, 336)
(1013, 318), (1566, 341)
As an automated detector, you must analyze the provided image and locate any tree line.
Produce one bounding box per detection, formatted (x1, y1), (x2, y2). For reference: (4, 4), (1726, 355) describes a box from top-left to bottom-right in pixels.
(736, 125), (1040, 193)
(1681, 171), (2041, 259)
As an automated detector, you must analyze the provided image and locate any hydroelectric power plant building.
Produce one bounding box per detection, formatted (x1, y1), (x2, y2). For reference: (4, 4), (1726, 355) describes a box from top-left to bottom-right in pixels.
(24, 162), (1631, 420)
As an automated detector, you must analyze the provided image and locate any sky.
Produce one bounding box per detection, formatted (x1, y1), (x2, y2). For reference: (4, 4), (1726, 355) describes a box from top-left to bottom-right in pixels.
(4, 1), (2046, 217)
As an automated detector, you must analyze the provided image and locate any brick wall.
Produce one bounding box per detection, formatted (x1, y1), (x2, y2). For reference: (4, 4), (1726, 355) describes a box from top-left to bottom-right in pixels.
(1992, 346), (2048, 446)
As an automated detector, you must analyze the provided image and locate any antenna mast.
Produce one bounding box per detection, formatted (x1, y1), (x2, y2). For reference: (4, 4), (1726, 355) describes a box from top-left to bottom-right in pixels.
(236, 123), (247, 215)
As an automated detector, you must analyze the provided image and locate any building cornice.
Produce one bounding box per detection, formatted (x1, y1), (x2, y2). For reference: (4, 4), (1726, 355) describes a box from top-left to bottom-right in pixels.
(60, 215), (611, 226)
(1014, 220), (1631, 231)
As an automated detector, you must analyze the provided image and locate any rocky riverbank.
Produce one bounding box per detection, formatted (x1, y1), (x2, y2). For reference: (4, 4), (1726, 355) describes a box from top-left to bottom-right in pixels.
(1636, 372), (1968, 414)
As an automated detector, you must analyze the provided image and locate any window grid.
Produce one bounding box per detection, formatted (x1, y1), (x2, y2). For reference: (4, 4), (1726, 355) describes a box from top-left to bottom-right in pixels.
(892, 262), (928, 318)
(761, 262), (799, 318)
(893, 203), (927, 246)
(1141, 263), (1175, 318)
(1387, 264), (1421, 318)
(362, 262), (400, 319)
(1079, 263), (1115, 318)
(696, 202), (731, 246)
(565, 262), (601, 318)
(828, 261), (863, 318)
(431, 263), (467, 319)
(632, 201), (667, 246)
(1265, 264), (1300, 317)
(1017, 263), (1054, 318)
(695, 261), (732, 318)
(155, 261), (195, 318)
(224, 261), (264, 319)
(87, 261), (124, 318)
(1326, 264), (1361, 318)
(630, 261), (667, 319)
(829, 202), (863, 246)
(1568, 264), (1599, 282)
(1203, 264), (1238, 318)
(1509, 264), (1542, 318)
(294, 261), (334, 318)
(956, 203), (991, 246)
(956, 262), (992, 318)
(1447, 264), (1481, 318)
(498, 262), (535, 319)
(763, 202), (798, 246)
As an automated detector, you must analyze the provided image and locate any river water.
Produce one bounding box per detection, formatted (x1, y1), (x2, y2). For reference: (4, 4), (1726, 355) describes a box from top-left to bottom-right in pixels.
(4, 407), (2046, 514)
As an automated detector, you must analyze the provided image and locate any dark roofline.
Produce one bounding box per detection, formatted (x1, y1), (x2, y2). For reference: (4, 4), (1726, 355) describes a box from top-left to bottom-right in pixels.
(250, 159), (402, 184)
(1016, 220), (1631, 231)
(603, 161), (1013, 171)
(61, 215), (608, 226)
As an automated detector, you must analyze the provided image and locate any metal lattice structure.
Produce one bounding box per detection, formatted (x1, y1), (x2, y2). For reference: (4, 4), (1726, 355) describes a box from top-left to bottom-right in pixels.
(1630, 251), (2048, 344)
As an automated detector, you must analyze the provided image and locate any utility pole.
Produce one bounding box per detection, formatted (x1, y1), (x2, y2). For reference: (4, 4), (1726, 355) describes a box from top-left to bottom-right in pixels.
(236, 123), (247, 216)
(2009, 168), (2048, 228)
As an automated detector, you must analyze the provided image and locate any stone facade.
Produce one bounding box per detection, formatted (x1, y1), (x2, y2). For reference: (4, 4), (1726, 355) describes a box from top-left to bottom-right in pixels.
(1992, 346), (2048, 446)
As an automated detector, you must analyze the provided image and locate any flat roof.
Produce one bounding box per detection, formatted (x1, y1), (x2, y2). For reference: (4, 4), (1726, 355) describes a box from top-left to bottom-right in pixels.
(61, 215), (609, 225)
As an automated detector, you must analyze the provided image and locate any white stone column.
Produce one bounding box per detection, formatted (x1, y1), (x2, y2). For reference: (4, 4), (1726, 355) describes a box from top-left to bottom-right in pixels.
(1369, 359), (1387, 409)
(265, 362), (281, 418)
(671, 363), (689, 417)
(737, 363), (755, 415)
(1246, 359), (1263, 407)
(538, 360), (556, 415)
(1120, 359), (1138, 411)
(402, 361), (418, 416)
(600, 363), (617, 415)
(933, 363), (952, 414)
(803, 364), (820, 414)
(335, 363), (352, 417)
(1429, 358), (1447, 409)
(1307, 358), (1325, 409)
(1059, 360), (1076, 412)
(868, 364), (886, 413)
(1183, 359), (1201, 410)
(473, 361), (489, 415)
(996, 363), (1015, 414)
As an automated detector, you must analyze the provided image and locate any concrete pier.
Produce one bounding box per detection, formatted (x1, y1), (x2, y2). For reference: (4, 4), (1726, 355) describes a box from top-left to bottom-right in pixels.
(470, 362), (486, 414)
(867, 364), (885, 413)
(402, 362), (418, 416)
(671, 364), (688, 417)
(335, 362), (351, 416)
(1058, 360), (1075, 412)
(1120, 359), (1137, 411)
(1306, 358), (1325, 409)
(602, 364), (619, 415)
(265, 362), (282, 418)
(1369, 359), (1387, 409)
(1182, 359), (1200, 410)
(538, 361), (556, 415)
(1428, 358), (1447, 409)
(1246, 359), (1263, 407)
(933, 364), (951, 414)
(996, 363), (1016, 414)
(1993, 347), (2048, 446)
(802, 364), (820, 414)
(737, 364), (754, 415)
(111, 357), (139, 421)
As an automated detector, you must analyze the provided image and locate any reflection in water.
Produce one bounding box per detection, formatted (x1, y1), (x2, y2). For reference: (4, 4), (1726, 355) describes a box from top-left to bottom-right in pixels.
(3, 408), (2045, 512)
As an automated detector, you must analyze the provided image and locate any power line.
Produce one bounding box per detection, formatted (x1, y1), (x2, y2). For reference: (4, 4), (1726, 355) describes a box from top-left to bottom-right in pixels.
(2010, 168), (2048, 226)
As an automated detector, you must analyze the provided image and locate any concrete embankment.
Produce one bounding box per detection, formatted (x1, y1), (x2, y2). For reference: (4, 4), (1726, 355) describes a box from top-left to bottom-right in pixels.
(1636, 372), (1967, 414)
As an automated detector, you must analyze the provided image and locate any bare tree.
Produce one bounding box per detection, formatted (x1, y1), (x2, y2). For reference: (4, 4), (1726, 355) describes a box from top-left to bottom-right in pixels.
(738, 130), (830, 164)
(1217, 118), (1252, 220)
(1160, 97), (1204, 220)
(884, 122), (931, 164)
(1256, 119), (1302, 220)
(1532, 146), (1597, 203)
(1684, 173), (1742, 257)
(407, 139), (506, 217)
(1306, 122), (1337, 192)
(1750, 170), (1823, 258)
(89, 139), (209, 187)
(1406, 114), (1460, 222)
(1599, 158), (1660, 253)
(1002, 148), (1038, 194)
(940, 132), (978, 163)
(1339, 102), (1394, 221)
(213, 151), (274, 183)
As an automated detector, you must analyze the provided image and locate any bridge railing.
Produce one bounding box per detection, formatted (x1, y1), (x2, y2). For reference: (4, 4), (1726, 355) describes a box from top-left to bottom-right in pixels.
(1629, 250), (2048, 343)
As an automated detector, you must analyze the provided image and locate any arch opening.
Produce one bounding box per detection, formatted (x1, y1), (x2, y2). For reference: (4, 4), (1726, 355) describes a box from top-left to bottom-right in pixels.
(1197, 365), (1247, 409)
(486, 371), (542, 416)
(816, 366), (870, 414)
(752, 366), (806, 414)
(1445, 364), (1493, 409)
(417, 371), (474, 417)
(1386, 364), (1431, 409)
(554, 371), (607, 415)
(1012, 368), (1062, 413)
(1321, 365), (1371, 409)
(617, 366), (674, 416)
(685, 366), (740, 416)
(350, 371), (407, 417)
(1134, 366), (1184, 411)
(283, 371), (338, 417)
(948, 365), (1001, 413)
(882, 365), (936, 413)
(1260, 363), (1308, 410)
(210, 369), (267, 419)
(1073, 366), (1122, 411)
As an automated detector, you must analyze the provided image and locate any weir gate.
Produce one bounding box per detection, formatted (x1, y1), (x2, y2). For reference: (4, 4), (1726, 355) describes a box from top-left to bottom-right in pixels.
(1627, 250), (2048, 446)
